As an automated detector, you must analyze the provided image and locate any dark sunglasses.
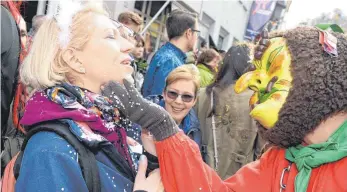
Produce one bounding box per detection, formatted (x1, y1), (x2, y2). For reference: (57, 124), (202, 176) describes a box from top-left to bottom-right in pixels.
(166, 90), (195, 103)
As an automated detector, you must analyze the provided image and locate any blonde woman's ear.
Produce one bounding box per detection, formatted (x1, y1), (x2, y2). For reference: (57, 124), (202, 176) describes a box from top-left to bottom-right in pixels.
(61, 48), (84, 74)
(78, 67), (86, 74)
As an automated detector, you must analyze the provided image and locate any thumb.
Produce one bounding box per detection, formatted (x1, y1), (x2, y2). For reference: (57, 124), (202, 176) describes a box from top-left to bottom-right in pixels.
(101, 81), (118, 94)
(122, 79), (137, 92)
(135, 155), (148, 180)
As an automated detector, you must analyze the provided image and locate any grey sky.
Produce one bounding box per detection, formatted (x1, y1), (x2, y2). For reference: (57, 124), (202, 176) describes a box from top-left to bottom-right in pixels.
(283, 0), (347, 29)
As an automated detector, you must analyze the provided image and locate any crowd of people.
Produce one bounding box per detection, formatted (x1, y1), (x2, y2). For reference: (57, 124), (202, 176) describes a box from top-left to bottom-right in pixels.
(1, 1), (347, 192)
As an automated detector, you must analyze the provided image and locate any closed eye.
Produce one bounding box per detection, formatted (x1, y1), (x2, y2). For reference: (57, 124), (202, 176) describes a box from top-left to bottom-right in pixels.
(106, 35), (115, 39)
(104, 28), (119, 39)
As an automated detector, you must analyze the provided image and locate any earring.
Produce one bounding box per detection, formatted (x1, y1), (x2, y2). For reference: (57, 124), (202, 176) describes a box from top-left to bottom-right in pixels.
(79, 67), (86, 74)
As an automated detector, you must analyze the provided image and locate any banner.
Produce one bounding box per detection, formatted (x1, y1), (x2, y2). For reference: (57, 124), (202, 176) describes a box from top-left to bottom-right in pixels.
(244, 0), (276, 41)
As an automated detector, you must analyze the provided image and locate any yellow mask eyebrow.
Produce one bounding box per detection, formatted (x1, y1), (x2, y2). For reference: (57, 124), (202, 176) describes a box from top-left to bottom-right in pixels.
(267, 45), (284, 71)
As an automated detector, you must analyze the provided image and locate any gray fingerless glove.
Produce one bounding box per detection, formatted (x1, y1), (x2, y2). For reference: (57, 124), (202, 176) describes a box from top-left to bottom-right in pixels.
(101, 80), (179, 140)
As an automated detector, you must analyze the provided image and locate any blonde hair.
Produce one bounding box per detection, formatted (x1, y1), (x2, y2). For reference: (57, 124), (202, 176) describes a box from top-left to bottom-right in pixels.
(20, 3), (108, 92)
(165, 64), (201, 94)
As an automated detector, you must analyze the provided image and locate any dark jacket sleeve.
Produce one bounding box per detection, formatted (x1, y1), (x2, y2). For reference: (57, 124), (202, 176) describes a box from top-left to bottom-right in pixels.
(1, 6), (20, 131)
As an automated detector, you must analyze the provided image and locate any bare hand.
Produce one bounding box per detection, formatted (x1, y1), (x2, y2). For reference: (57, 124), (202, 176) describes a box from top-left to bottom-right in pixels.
(141, 130), (157, 156)
(127, 136), (139, 146)
(133, 155), (164, 192)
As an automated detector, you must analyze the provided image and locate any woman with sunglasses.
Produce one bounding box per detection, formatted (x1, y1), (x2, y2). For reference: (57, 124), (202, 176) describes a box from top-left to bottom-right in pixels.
(145, 64), (201, 147)
(11, 2), (162, 192)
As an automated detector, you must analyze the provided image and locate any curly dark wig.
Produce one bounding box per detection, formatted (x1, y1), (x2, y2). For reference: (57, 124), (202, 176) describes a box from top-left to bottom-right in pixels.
(258, 27), (347, 148)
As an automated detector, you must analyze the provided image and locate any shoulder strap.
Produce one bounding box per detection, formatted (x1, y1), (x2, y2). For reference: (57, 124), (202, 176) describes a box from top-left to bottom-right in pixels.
(99, 142), (136, 181)
(14, 121), (101, 192)
(210, 90), (219, 171)
(75, 122), (136, 181)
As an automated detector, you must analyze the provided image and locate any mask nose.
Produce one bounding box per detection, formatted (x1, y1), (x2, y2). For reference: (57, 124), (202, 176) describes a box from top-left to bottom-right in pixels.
(248, 71), (268, 92)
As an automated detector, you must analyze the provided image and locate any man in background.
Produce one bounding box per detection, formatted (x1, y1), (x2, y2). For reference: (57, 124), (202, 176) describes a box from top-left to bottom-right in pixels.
(142, 10), (199, 97)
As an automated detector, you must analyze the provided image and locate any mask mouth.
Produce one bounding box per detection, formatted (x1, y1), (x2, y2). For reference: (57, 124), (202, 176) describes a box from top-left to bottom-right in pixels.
(248, 85), (259, 92)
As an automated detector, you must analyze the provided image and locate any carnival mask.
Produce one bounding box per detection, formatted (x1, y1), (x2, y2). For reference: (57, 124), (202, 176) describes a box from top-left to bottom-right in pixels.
(234, 37), (292, 129)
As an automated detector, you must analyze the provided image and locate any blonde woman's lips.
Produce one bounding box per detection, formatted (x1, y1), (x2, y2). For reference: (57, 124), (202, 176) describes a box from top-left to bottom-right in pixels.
(120, 56), (133, 65)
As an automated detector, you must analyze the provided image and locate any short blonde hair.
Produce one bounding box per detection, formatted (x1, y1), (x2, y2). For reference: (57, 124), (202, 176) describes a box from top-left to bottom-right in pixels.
(165, 64), (201, 94)
(20, 3), (108, 92)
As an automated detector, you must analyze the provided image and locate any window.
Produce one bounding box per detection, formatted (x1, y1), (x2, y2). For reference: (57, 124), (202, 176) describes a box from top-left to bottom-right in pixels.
(134, 1), (143, 11)
(200, 12), (215, 49)
(199, 22), (209, 47)
(218, 35), (224, 49)
(218, 27), (229, 50)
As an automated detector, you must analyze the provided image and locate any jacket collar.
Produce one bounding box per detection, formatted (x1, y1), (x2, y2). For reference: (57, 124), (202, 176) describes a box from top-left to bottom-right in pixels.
(197, 63), (214, 72)
(165, 42), (187, 62)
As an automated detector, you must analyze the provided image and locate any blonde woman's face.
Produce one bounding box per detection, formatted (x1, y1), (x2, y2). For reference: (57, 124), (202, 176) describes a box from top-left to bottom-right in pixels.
(76, 15), (134, 89)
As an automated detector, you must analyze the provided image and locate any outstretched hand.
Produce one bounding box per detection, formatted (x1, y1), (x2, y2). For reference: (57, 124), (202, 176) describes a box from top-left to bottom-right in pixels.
(101, 80), (179, 141)
(133, 155), (164, 192)
(141, 130), (157, 156)
(127, 136), (139, 146)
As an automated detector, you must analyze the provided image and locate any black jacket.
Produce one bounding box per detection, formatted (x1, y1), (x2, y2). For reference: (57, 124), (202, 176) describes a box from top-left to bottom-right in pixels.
(1, 6), (20, 134)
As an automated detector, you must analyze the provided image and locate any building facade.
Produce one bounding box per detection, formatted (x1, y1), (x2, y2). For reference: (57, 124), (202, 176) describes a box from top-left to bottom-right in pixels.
(21, 0), (253, 52)
(103, 0), (253, 51)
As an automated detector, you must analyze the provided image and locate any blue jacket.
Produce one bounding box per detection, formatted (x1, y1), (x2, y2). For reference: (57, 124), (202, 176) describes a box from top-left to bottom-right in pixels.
(142, 42), (187, 97)
(16, 120), (134, 192)
(145, 95), (201, 147)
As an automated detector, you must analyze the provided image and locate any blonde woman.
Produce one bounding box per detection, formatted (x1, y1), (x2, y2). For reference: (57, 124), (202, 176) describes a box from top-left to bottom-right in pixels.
(15, 2), (161, 192)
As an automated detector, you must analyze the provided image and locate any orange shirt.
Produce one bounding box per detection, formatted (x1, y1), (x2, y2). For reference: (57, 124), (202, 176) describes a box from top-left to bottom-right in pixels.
(156, 132), (347, 192)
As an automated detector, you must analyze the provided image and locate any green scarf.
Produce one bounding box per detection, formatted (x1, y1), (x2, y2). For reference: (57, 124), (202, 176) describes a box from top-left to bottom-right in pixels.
(285, 121), (347, 192)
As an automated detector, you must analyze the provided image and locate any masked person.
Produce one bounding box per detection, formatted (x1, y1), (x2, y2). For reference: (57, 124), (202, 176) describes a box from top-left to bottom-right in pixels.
(102, 26), (347, 192)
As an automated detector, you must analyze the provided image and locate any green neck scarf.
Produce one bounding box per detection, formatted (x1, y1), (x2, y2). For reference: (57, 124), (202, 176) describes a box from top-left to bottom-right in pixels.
(285, 121), (347, 192)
